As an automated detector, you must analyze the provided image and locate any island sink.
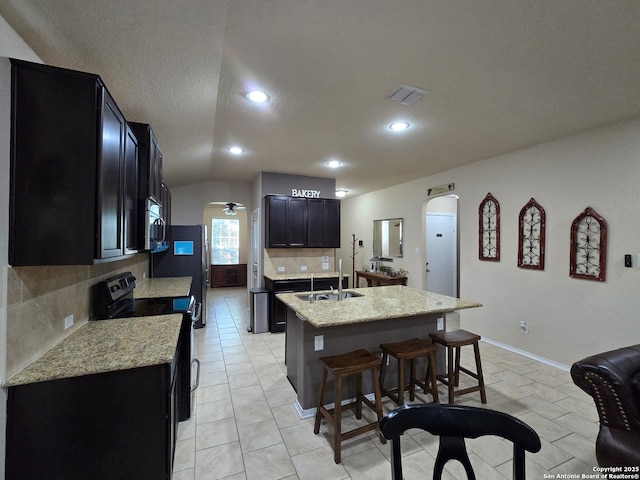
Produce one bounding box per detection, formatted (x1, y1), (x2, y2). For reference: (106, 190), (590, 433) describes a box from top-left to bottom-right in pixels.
(296, 291), (363, 301)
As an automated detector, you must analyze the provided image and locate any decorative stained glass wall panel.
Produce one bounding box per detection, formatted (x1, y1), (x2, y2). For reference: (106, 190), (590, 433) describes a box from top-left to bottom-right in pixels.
(518, 198), (545, 270)
(479, 193), (500, 261)
(570, 207), (607, 281)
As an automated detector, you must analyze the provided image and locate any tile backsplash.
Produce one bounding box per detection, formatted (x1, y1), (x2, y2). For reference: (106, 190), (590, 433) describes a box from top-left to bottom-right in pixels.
(263, 248), (335, 277)
(6, 255), (148, 378)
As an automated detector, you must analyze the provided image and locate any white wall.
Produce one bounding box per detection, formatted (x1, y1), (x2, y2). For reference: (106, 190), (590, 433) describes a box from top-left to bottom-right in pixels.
(170, 180), (252, 225)
(339, 117), (640, 367)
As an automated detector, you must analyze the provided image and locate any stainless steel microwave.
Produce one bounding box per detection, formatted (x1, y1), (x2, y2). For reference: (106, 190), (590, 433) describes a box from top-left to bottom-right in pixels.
(144, 197), (166, 251)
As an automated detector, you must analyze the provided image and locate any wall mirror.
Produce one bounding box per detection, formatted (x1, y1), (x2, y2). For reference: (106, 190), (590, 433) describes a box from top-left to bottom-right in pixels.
(373, 218), (403, 258)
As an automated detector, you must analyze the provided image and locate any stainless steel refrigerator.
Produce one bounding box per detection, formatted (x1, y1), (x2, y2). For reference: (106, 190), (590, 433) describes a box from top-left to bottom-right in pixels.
(150, 224), (208, 328)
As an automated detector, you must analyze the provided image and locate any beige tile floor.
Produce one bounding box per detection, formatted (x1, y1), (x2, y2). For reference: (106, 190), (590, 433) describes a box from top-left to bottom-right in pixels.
(172, 287), (600, 480)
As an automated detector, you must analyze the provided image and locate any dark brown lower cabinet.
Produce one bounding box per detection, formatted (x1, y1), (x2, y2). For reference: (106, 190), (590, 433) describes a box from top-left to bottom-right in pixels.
(264, 277), (348, 333)
(211, 264), (247, 287)
(6, 359), (178, 480)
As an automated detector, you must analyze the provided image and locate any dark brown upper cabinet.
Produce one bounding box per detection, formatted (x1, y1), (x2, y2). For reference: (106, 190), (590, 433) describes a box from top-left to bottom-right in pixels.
(265, 195), (340, 248)
(129, 122), (163, 203)
(9, 59), (137, 265)
(123, 124), (140, 255)
(265, 195), (293, 248)
(307, 198), (340, 248)
(288, 197), (308, 247)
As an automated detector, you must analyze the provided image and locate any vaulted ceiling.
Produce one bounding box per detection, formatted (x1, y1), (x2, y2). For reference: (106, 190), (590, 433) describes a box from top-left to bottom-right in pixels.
(2, 1), (639, 196)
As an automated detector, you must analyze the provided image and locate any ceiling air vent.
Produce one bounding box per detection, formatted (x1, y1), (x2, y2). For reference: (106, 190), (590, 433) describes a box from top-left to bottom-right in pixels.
(386, 85), (430, 105)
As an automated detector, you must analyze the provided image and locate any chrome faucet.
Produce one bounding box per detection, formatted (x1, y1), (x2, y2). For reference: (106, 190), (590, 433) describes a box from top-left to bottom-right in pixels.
(338, 259), (343, 300)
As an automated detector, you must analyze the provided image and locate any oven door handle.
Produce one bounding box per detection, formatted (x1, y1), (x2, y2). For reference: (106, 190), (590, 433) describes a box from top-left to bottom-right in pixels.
(191, 358), (201, 392)
(192, 301), (202, 324)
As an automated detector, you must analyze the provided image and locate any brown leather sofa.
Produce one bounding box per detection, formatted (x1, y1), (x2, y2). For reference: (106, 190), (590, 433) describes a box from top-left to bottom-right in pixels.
(570, 344), (640, 466)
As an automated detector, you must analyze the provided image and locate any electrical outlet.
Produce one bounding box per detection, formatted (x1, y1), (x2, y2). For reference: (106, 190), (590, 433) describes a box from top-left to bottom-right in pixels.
(625, 254), (632, 267)
(314, 335), (324, 351)
(520, 321), (529, 334)
(322, 262), (329, 270)
(64, 314), (74, 330)
(437, 317), (444, 331)
(301, 265), (308, 271)
(277, 266), (285, 272)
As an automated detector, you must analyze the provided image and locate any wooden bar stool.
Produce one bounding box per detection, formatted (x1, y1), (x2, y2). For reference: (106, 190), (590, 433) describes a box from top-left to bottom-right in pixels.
(313, 348), (386, 463)
(379, 338), (439, 405)
(429, 329), (487, 404)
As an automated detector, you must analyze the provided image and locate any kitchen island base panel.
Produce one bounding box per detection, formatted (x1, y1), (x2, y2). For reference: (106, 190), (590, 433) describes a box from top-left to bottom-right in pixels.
(286, 308), (447, 411)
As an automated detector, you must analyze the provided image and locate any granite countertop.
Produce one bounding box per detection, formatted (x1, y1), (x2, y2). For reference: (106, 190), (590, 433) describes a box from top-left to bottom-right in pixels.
(3, 314), (183, 388)
(264, 271), (350, 281)
(134, 276), (192, 298)
(276, 285), (482, 328)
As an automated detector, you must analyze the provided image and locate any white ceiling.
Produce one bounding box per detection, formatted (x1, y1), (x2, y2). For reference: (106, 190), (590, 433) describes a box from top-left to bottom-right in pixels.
(2, 1), (639, 196)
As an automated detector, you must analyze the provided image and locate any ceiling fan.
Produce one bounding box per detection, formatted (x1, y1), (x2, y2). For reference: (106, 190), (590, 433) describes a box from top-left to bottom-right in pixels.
(223, 202), (239, 216)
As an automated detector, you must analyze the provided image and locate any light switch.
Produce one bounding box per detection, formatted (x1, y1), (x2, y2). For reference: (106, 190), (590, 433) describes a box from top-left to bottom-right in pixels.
(314, 335), (324, 351)
(436, 317), (444, 331)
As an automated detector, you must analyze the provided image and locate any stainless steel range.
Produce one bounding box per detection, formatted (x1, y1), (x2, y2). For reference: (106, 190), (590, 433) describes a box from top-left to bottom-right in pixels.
(94, 272), (200, 421)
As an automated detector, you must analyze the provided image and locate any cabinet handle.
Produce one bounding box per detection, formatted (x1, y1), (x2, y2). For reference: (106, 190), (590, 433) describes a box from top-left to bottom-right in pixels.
(191, 358), (201, 392)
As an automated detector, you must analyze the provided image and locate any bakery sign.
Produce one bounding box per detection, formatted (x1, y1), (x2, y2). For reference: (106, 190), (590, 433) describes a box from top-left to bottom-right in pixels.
(291, 189), (321, 198)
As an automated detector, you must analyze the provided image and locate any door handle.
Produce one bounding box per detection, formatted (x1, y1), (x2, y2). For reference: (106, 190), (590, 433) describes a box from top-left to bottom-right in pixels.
(191, 358), (201, 392)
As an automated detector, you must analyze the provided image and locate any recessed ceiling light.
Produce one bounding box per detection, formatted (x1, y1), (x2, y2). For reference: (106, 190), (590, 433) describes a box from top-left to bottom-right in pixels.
(326, 159), (342, 168)
(335, 189), (348, 198)
(246, 90), (269, 103)
(228, 146), (244, 155)
(389, 121), (410, 131)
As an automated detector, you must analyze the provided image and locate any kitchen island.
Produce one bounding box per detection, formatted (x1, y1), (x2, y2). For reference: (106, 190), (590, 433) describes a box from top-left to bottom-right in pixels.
(276, 285), (481, 415)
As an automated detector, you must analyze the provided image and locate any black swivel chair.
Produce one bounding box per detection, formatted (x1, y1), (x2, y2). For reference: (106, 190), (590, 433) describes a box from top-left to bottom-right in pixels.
(380, 404), (541, 480)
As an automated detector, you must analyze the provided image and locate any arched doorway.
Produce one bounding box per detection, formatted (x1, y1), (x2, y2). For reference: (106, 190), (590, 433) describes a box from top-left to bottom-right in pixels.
(423, 195), (459, 297)
(204, 201), (248, 287)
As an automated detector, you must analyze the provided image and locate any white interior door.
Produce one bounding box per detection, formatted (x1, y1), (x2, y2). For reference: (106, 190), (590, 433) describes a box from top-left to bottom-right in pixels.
(426, 213), (457, 297)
